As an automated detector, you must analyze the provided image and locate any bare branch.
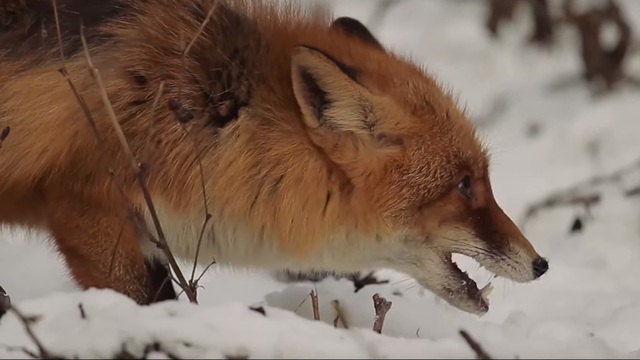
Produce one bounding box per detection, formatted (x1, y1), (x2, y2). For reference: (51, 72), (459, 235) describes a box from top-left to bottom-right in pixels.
(53, 0), (198, 304)
(183, 3), (218, 58)
(331, 300), (348, 329)
(486, 0), (521, 37)
(528, 0), (554, 46)
(563, 0), (633, 91)
(460, 329), (492, 360)
(78, 25), (197, 304)
(520, 157), (640, 228)
(9, 306), (56, 359)
(180, 123), (214, 287)
(77, 303), (86, 320)
(310, 290), (320, 321)
(194, 259), (217, 285)
(372, 293), (392, 334)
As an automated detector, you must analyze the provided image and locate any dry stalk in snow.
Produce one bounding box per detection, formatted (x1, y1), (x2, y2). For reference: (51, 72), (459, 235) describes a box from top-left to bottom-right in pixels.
(459, 329), (493, 360)
(49, 0), (225, 304)
(563, 0), (632, 91)
(10, 306), (57, 359)
(520, 157), (640, 229)
(331, 300), (349, 329)
(310, 290), (320, 321)
(372, 293), (392, 334)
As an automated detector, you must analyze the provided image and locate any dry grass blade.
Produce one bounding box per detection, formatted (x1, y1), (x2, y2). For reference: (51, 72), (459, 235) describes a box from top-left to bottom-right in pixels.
(520, 157), (640, 229)
(175, 1), (219, 289)
(180, 124), (214, 286)
(183, 2), (218, 57)
(142, 81), (166, 164)
(459, 329), (492, 360)
(78, 25), (197, 304)
(310, 290), (320, 321)
(52, 0), (197, 303)
(9, 306), (56, 359)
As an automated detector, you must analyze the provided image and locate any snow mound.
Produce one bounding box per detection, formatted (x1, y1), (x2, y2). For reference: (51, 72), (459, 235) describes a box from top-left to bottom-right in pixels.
(0, 289), (473, 359)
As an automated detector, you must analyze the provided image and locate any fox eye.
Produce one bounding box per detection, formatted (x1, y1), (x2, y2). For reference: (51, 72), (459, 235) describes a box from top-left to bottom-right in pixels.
(457, 175), (474, 200)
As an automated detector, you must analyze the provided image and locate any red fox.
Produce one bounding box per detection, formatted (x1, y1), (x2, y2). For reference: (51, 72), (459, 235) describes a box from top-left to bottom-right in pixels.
(0, 0), (548, 316)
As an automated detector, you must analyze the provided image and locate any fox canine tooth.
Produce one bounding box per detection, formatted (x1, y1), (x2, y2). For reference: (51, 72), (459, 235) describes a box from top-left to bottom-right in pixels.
(480, 282), (493, 301)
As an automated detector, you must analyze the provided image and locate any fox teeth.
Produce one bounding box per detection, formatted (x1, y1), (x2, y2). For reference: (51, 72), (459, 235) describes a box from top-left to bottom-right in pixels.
(480, 282), (493, 302)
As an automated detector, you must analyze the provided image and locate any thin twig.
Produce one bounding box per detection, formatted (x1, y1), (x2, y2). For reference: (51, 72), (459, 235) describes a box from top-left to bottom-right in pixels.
(372, 293), (392, 334)
(183, 3), (218, 58)
(79, 25), (197, 304)
(459, 329), (492, 360)
(50, 0), (196, 304)
(310, 289), (320, 321)
(194, 259), (217, 285)
(77, 303), (86, 319)
(520, 157), (640, 228)
(142, 81), (166, 165)
(107, 219), (127, 279)
(181, 124), (214, 286)
(176, 3), (218, 288)
(9, 306), (55, 359)
(331, 299), (348, 329)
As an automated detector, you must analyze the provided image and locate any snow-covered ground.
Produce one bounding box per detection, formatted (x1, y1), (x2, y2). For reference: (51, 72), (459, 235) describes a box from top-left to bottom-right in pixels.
(2, 0), (640, 358)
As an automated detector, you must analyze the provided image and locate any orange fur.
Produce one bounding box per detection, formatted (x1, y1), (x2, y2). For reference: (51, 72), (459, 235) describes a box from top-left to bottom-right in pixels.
(0, 0), (547, 313)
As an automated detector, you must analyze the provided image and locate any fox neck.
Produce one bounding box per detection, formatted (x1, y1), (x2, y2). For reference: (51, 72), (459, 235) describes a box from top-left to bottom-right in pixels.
(140, 126), (395, 273)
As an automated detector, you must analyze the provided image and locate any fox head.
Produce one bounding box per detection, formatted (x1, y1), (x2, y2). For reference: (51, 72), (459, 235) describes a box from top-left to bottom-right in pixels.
(289, 17), (548, 315)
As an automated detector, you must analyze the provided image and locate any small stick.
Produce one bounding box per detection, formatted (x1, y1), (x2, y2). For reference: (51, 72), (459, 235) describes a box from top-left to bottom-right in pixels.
(51, 0), (197, 302)
(520, 157), (640, 229)
(331, 299), (348, 329)
(310, 290), (320, 321)
(459, 329), (492, 360)
(183, 2), (218, 58)
(9, 306), (55, 359)
(78, 303), (86, 319)
(372, 293), (392, 334)
(79, 26), (197, 304)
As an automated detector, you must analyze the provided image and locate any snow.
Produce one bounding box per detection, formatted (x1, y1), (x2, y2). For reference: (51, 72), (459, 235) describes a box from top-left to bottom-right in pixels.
(2, 0), (640, 358)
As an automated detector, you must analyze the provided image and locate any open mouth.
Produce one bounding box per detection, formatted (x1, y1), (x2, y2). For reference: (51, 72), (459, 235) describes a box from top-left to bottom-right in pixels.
(441, 252), (495, 315)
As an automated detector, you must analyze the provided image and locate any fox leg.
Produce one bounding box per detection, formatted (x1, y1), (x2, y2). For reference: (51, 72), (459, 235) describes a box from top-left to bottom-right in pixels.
(45, 192), (176, 305)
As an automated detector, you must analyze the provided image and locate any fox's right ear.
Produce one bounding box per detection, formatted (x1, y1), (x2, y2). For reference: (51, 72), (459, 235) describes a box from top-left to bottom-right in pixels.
(290, 45), (371, 133)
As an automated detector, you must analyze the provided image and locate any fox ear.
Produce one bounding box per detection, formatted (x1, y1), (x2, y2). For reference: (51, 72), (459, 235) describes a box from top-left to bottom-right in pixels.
(329, 17), (384, 50)
(291, 45), (371, 133)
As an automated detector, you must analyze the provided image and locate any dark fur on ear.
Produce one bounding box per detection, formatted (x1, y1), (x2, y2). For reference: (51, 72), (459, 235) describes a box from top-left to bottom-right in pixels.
(330, 16), (384, 50)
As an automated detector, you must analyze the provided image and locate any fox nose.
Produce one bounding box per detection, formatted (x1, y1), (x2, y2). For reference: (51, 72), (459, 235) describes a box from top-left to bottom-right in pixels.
(532, 257), (549, 279)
